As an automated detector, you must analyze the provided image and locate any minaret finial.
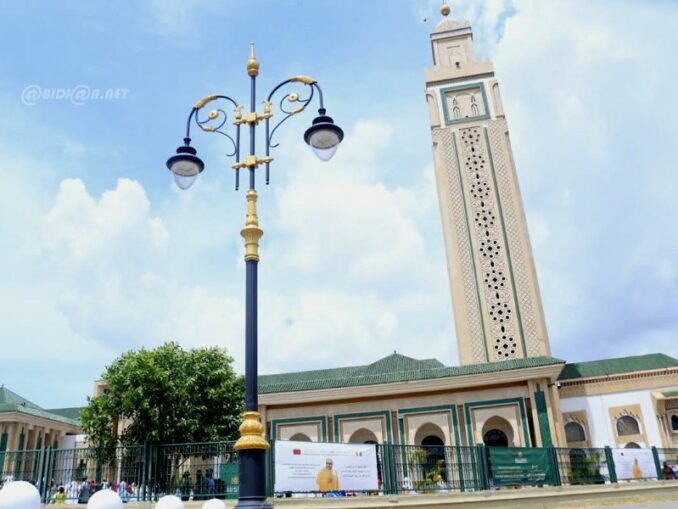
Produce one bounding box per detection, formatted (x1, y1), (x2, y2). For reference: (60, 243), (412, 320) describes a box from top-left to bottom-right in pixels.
(441, 2), (451, 17)
(247, 43), (260, 77)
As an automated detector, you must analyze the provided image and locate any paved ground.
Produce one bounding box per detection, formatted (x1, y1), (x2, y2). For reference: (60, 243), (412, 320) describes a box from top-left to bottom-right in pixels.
(581, 501), (676, 508)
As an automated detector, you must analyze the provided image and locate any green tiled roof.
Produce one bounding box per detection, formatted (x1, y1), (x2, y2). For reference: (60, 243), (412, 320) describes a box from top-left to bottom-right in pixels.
(558, 353), (678, 381)
(662, 390), (678, 398)
(258, 353), (565, 394)
(0, 386), (81, 427)
(46, 407), (84, 421)
(0, 386), (41, 409)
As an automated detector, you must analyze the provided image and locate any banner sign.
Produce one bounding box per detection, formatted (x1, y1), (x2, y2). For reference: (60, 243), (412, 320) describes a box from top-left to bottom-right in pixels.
(489, 447), (553, 486)
(612, 448), (657, 480)
(274, 440), (379, 493)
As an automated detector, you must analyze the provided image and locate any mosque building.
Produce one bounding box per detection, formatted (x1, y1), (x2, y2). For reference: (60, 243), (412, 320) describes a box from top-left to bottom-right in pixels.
(2, 6), (676, 462)
(257, 6), (678, 452)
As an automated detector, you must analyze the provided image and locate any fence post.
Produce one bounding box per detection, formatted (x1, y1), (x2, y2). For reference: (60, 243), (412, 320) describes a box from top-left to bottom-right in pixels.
(604, 446), (617, 483)
(651, 446), (662, 479)
(475, 444), (489, 491)
(140, 442), (147, 502)
(549, 447), (561, 486)
(36, 446), (46, 503)
(383, 443), (394, 495)
(267, 438), (274, 497)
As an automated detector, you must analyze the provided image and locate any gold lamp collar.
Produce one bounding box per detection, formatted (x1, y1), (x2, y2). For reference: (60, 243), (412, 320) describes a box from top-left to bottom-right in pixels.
(247, 43), (260, 77)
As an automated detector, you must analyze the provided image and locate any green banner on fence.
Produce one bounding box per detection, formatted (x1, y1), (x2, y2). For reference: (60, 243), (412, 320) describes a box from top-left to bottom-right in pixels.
(488, 448), (553, 486)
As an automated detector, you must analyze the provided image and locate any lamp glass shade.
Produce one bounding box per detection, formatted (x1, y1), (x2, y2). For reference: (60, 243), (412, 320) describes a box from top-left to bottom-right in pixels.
(173, 173), (198, 190)
(308, 129), (340, 161)
(169, 158), (201, 178)
(167, 143), (204, 190)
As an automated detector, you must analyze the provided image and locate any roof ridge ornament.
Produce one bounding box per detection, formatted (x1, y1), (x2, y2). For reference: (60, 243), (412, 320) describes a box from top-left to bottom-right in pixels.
(441, 2), (450, 17)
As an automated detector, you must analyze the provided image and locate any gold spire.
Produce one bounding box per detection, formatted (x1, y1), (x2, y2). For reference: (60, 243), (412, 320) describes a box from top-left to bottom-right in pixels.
(247, 43), (260, 77)
(441, 2), (450, 17)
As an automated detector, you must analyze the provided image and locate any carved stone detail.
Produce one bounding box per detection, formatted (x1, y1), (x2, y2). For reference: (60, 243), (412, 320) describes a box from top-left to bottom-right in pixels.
(487, 120), (542, 356)
(433, 127), (486, 364)
(458, 126), (519, 360)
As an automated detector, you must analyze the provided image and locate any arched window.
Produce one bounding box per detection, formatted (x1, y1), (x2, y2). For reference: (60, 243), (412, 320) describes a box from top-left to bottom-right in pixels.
(470, 96), (479, 116)
(565, 422), (586, 443)
(452, 98), (461, 119)
(624, 442), (641, 449)
(672, 415), (678, 431)
(616, 416), (640, 436)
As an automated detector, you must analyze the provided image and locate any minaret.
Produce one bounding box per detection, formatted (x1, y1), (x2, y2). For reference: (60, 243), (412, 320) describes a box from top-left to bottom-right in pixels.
(426, 5), (551, 365)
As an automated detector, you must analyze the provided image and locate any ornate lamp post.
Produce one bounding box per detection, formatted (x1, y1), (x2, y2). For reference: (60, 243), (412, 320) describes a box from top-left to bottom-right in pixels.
(165, 44), (343, 509)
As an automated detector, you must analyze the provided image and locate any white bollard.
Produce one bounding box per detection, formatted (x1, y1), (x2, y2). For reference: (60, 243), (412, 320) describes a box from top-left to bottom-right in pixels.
(87, 489), (123, 509)
(0, 480), (41, 509)
(202, 499), (227, 509)
(155, 494), (185, 509)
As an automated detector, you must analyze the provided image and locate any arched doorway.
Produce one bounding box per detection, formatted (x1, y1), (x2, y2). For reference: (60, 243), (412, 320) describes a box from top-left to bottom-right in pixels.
(420, 435), (446, 482)
(481, 416), (514, 447)
(289, 433), (311, 442)
(348, 428), (379, 444)
(483, 429), (508, 447)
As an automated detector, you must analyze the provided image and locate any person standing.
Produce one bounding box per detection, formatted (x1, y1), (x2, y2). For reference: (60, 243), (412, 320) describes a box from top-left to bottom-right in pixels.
(316, 458), (340, 492)
(662, 462), (675, 480)
(78, 477), (90, 504)
(54, 487), (66, 504)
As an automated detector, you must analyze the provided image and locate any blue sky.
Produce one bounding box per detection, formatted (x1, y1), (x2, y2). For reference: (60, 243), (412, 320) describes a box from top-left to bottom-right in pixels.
(0, 0), (676, 408)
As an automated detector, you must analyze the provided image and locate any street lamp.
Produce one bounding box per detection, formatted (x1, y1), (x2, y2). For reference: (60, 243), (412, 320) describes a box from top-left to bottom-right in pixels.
(165, 44), (343, 509)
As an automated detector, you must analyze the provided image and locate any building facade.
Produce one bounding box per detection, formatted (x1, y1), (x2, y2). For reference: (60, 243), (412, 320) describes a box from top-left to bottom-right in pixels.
(0, 386), (82, 478)
(256, 8), (678, 453)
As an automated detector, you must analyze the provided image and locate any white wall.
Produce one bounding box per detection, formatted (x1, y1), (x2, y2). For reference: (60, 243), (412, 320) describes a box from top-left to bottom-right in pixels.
(559, 389), (661, 448)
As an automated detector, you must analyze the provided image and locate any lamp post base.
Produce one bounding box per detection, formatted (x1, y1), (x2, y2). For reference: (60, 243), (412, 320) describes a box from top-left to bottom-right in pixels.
(235, 448), (272, 509)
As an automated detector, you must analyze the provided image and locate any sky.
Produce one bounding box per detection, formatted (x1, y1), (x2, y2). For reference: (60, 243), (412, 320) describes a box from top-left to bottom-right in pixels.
(0, 0), (676, 408)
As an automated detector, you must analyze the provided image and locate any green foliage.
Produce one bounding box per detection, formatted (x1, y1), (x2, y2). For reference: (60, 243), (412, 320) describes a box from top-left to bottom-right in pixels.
(414, 460), (445, 492)
(81, 342), (244, 447)
(570, 452), (604, 485)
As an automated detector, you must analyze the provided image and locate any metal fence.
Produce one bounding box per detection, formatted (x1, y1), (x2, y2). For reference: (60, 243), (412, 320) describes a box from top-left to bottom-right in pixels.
(0, 441), (675, 502)
(152, 441), (239, 501)
(384, 444), (484, 493)
(553, 447), (610, 485)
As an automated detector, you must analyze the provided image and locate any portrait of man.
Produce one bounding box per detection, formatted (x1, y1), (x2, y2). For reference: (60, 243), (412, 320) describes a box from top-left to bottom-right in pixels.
(316, 457), (340, 492)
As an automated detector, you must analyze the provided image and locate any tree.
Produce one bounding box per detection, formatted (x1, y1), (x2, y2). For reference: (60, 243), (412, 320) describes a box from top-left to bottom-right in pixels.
(81, 342), (244, 447)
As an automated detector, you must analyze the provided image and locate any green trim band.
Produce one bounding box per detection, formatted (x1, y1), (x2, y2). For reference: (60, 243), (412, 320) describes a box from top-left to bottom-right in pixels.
(271, 416), (328, 442)
(440, 82), (491, 125)
(333, 410), (393, 444)
(534, 387), (553, 447)
(397, 404), (465, 491)
(463, 397), (530, 447)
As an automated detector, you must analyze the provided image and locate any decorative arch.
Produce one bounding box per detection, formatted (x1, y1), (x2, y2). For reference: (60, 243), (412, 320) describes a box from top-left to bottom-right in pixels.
(289, 433), (311, 442)
(565, 422), (586, 443)
(348, 428), (379, 444)
(481, 416), (514, 447)
(617, 416), (640, 436)
(414, 422), (446, 446)
(624, 442), (641, 449)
